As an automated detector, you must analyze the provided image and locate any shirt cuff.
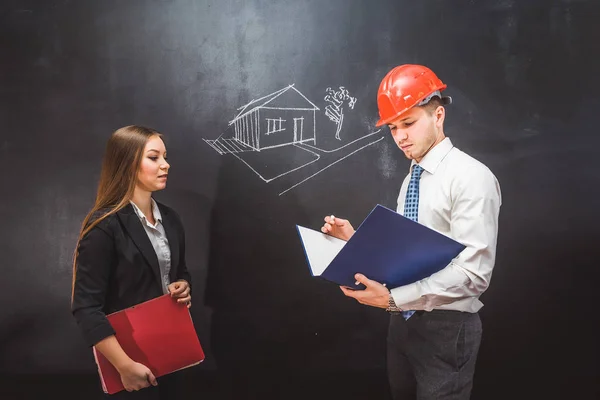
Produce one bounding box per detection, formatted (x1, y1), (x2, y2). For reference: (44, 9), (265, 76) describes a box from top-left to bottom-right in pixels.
(390, 283), (422, 309)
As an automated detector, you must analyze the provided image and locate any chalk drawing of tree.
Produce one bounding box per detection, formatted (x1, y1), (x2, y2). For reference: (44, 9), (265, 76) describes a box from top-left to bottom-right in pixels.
(324, 86), (357, 140)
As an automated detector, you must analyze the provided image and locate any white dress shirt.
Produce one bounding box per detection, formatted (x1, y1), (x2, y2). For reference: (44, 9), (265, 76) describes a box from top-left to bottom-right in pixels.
(130, 199), (172, 294)
(390, 137), (502, 313)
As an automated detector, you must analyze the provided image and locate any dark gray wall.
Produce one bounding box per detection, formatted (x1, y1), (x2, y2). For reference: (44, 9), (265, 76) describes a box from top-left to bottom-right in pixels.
(1, 1), (599, 399)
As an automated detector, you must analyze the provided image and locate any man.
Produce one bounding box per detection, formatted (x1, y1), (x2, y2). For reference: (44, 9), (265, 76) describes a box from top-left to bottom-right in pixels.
(321, 64), (501, 399)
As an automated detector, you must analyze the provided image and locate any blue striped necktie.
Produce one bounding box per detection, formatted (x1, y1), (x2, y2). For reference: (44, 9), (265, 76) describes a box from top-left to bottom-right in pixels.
(402, 164), (424, 320)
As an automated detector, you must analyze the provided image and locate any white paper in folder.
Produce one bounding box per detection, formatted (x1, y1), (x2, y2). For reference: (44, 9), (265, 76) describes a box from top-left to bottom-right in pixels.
(296, 225), (347, 276)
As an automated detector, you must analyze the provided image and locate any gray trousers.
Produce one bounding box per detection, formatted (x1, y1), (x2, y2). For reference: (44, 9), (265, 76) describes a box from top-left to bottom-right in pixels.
(387, 310), (482, 400)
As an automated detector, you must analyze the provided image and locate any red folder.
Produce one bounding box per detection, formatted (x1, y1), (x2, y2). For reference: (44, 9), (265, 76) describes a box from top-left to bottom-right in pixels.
(92, 294), (205, 394)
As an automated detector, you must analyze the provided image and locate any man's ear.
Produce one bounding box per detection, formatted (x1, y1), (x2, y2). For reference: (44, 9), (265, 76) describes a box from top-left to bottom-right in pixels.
(435, 106), (445, 127)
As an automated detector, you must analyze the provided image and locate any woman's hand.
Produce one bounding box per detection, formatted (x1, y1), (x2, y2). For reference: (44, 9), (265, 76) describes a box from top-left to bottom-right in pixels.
(168, 280), (191, 308)
(118, 361), (157, 392)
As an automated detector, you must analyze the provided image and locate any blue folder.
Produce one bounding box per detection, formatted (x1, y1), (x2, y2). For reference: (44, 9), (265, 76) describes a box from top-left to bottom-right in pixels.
(296, 204), (466, 289)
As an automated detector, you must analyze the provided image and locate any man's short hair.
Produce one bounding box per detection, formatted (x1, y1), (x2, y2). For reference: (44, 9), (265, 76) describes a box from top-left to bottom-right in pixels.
(420, 97), (444, 114)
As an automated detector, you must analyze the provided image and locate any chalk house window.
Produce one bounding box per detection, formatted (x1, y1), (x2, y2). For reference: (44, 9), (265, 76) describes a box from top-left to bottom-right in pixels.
(266, 117), (286, 135)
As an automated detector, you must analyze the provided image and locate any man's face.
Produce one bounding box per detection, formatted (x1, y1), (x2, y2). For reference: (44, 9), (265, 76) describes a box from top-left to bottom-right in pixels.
(387, 105), (445, 163)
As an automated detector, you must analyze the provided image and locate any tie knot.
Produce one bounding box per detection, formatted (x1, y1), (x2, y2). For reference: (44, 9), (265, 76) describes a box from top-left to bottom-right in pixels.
(411, 164), (424, 179)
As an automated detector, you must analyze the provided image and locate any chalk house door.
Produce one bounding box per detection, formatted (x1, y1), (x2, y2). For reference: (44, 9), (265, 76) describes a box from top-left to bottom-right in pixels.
(293, 117), (304, 142)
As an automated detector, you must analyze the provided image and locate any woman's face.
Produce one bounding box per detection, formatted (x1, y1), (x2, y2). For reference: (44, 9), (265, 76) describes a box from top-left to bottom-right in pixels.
(136, 135), (170, 192)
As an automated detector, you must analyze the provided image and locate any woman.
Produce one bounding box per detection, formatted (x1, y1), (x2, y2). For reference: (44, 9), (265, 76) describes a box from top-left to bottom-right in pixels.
(71, 125), (192, 399)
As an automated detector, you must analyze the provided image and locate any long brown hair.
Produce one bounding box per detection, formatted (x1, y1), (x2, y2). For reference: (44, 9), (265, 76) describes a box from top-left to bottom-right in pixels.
(71, 125), (162, 300)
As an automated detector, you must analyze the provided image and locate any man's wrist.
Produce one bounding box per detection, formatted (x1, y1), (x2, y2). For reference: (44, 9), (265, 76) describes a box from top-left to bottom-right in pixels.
(386, 293), (402, 313)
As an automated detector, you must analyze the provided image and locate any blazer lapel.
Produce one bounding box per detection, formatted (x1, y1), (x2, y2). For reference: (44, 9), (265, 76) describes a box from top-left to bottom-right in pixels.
(158, 203), (180, 283)
(117, 204), (162, 287)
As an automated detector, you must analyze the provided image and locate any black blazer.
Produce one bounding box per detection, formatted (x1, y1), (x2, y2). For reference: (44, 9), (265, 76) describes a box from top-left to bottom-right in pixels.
(71, 201), (191, 347)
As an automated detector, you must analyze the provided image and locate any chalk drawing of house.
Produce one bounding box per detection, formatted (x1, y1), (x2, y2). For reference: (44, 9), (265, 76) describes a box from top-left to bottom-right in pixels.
(228, 84), (320, 151)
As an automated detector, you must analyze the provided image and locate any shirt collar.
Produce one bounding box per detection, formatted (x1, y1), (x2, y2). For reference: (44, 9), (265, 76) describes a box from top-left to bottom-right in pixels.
(130, 198), (162, 225)
(411, 137), (454, 174)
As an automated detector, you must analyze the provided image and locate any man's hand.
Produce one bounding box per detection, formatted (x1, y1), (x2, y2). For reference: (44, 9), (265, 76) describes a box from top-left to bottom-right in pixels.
(340, 273), (390, 309)
(168, 280), (191, 308)
(321, 215), (355, 241)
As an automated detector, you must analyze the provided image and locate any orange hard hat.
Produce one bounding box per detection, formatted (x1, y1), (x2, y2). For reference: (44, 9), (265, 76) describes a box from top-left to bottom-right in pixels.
(375, 64), (452, 127)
